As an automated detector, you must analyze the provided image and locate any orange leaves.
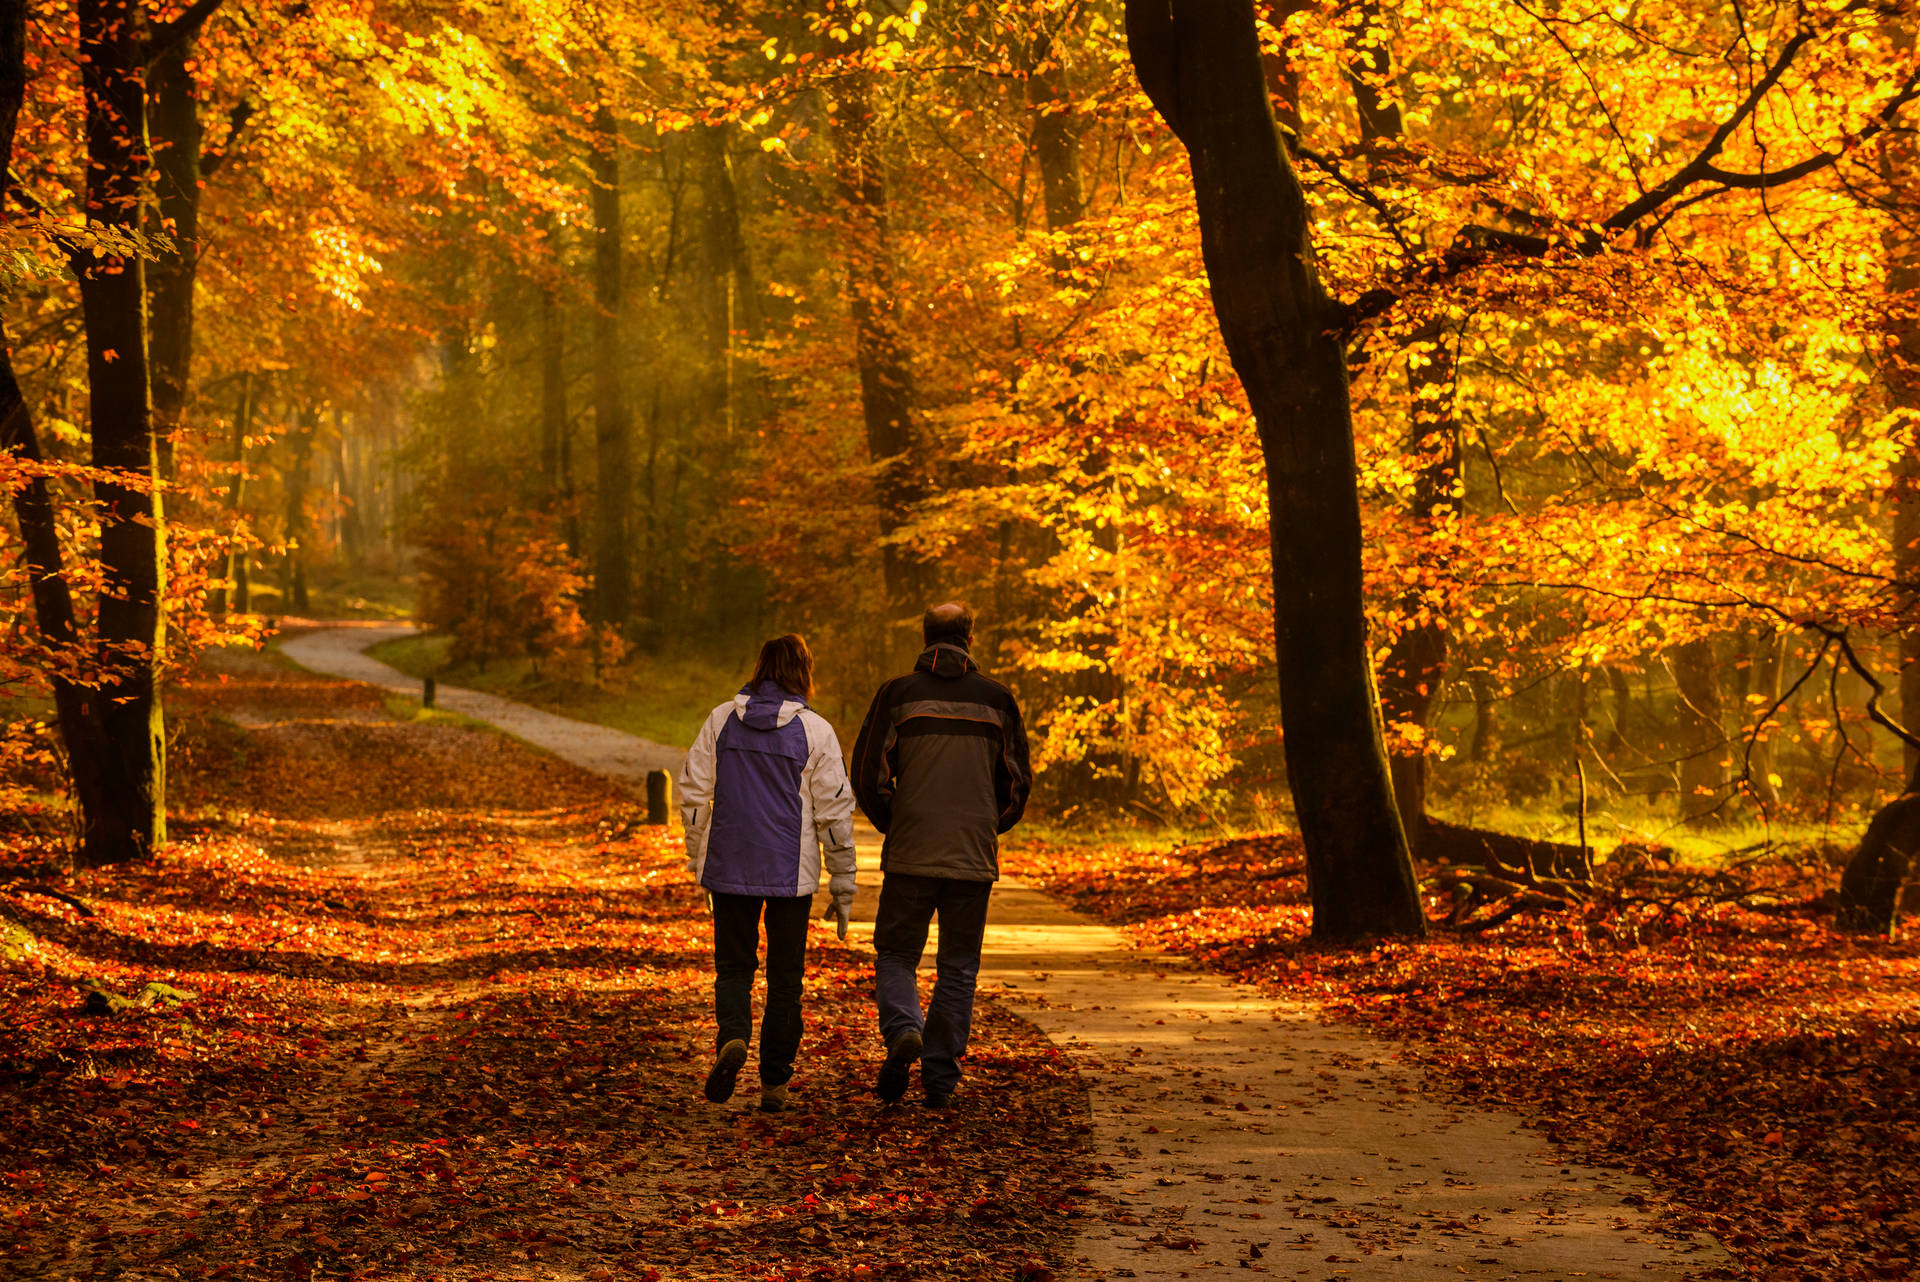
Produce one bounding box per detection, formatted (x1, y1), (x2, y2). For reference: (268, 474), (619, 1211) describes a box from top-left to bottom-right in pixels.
(0, 657), (1093, 1279)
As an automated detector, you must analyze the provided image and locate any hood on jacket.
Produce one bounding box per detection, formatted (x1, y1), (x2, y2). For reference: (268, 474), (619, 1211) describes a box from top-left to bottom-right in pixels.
(735, 680), (808, 730)
(914, 642), (978, 680)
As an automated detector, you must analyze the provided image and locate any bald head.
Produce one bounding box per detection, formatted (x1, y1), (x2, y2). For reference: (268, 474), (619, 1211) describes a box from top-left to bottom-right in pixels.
(923, 602), (975, 648)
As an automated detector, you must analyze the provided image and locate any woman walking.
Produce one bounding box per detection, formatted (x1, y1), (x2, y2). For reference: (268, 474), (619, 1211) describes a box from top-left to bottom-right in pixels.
(678, 634), (858, 1112)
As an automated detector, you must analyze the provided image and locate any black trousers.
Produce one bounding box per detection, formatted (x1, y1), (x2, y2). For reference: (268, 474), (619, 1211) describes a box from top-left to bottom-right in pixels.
(711, 892), (813, 1086)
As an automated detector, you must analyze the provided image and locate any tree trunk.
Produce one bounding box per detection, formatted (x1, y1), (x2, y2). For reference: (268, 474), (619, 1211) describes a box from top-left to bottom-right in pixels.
(540, 279), (567, 494)
(1605, 663), (1634, 755)
(213, 372), (252, 614)
(1886, 107), (1920, 780)
(1335, 0), (1460, 861)
(282, 404), (315, 615)
(73, 0), (165, 865)
(0, 318), (120, 858)
(831, 53), (927, 616)
(1029, 34), (1128, 802)
(331, 407), (359, 568)
(589, 104), (632, 629)
(147, 34), (201, 482)
(1838, 792), (1920, 934)
(1672, 636), (1727, 821)
(1028, 55), (1085, 263)
(1468, 667), (1498, 762)
(1125, 0), (1424, 941)
(1376, 321), (1459, 859)
(1747, 630), (1783, 807)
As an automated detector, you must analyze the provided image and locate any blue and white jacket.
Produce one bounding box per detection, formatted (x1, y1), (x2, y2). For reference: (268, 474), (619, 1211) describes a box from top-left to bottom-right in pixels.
(678, 681), (857, 898)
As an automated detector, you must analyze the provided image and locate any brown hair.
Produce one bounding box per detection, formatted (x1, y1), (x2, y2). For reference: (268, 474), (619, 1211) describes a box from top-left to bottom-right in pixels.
(750, 633), (815, 700)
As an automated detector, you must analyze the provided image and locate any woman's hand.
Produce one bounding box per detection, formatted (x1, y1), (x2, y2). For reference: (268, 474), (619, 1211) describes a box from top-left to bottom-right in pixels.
(822, 889), (853, 940)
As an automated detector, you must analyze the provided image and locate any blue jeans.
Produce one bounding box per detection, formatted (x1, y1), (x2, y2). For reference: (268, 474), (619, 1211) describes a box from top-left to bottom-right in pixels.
(873, 873), (992, 1093)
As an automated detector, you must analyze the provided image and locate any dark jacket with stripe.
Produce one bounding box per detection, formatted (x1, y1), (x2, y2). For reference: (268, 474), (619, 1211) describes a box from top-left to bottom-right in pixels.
(850, 642), (1031, 882)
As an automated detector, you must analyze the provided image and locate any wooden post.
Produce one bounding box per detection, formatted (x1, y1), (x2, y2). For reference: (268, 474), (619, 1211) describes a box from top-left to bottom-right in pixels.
(646, 770), (671, 825)
(423, 677), (436, 710)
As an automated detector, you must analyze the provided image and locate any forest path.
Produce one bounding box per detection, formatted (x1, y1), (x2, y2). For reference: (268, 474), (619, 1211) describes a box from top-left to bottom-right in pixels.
(282, 624), (1724, 1281)
(279, 622), (686, 786)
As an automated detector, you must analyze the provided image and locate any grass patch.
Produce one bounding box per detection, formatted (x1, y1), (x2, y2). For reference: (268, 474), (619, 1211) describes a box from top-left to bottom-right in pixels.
(367, 632), (747, 750)
(246, 568), (417, 621)
(1433, 795), (1864, 866)
(377, 693), (495, 733)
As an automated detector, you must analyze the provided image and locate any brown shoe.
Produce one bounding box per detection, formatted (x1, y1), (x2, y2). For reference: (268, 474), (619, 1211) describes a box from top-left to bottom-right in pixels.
(704, 1039), (748, 1103)
(759, 1082), (790, 1113)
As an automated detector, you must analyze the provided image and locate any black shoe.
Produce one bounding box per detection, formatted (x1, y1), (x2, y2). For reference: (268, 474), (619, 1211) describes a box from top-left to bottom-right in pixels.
(875, 1030), (923, 1102)
(923, 1087), (954, 1109)
(704, 1039), (748, 1103)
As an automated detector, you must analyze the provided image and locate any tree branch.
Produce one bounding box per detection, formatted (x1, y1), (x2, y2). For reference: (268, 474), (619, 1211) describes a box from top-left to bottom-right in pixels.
(147, 0), (226, 65)
(1296, 144), (1417, 259)
(1600, 27), (1817, 231)
(200, 97), (256, 178)
(1813, 625), (1920, 775)
(1337, 18), (1918, 334)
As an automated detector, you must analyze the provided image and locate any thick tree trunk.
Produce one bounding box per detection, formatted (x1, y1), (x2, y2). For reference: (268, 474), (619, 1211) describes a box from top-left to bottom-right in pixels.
(0, 318), (120, 854)
(147, 36), (201, 482)
(73, 0), (165, 865)
(831, 57), (927, 616)
(1126, 0), (1424, 940)
(1028, 56), (1085, 261)
(589, 104), (632, 629)
(1838, 792), (1920, 933)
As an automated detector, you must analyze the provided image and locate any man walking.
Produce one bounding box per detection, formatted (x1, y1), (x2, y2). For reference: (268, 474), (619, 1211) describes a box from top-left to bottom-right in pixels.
(851, 602), (1031, 1106)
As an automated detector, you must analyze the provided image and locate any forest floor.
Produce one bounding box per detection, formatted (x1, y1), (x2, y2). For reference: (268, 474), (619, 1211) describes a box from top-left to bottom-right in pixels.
(267, 629), (1721, 1281)
(1001, 837), (1920, 1282)
(4, 632), (1914, 1281)
(0, 650), (1088, 1281)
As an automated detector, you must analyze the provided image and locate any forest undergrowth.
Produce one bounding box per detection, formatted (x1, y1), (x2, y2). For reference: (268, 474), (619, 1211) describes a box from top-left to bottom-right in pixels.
(0, 658), (1089, 1282)
(1001, 836), (1920, 1282)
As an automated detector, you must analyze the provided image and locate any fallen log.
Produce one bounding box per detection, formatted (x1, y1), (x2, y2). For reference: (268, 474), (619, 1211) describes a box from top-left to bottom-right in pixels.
(1421, 818), (1591, 881)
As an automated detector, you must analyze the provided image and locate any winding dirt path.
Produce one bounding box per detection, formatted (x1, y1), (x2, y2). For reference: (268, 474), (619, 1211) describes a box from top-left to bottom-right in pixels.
(280, 624), (1724, 1280)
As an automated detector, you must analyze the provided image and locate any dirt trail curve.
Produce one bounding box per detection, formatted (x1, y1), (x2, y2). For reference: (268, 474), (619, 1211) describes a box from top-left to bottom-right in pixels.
(280, 623), (1724, 1281)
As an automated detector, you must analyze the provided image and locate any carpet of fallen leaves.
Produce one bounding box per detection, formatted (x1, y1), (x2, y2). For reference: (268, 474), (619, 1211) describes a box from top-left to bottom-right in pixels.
(0, 655), (1089, 1281)
(1002, 833), (1920, 1282)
